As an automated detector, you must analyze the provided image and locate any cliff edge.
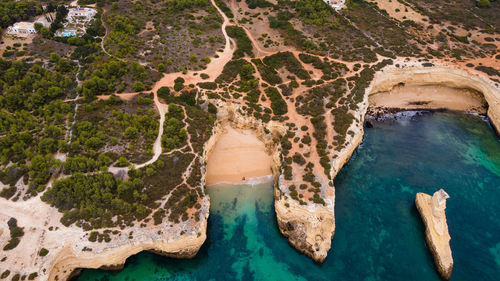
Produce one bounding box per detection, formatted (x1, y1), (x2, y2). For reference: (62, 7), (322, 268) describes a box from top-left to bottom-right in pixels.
(415, 189), (453, 280)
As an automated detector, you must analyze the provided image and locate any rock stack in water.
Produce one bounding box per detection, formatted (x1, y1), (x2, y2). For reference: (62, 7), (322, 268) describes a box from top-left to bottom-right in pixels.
(415, 189), (453, 280)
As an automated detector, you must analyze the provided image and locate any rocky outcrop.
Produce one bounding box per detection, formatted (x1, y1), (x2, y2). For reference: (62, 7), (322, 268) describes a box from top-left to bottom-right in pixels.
(370, 66), (500, 135)
(204, 102), (338, 262)
(415, 189), (453, 280)
(47, 197), (209, 281)
(49, 214), (208, 281)
(322, 0), (346, 11)
(274, 195), (335, 262)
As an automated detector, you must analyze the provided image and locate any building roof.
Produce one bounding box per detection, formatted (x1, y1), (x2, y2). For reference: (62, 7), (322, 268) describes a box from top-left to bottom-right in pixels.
(68, 7), (96, 15)
(11, 22), (35, 30)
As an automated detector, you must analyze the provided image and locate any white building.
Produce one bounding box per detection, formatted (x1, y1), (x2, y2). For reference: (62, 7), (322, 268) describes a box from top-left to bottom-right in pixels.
(323, 0), (346, 11)
(8, 22), (38, 35)
(67, 7), (97, 22)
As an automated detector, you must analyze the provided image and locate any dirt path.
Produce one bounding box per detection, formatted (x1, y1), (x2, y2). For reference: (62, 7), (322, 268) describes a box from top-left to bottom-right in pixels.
(240, 25), (272, 56)
(99, 9), (126, 63)
(133, 0), (234, 170)
(116, 0), (380, 172)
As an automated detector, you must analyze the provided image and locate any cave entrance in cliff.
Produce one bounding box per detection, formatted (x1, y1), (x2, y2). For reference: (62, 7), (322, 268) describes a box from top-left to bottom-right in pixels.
(205, 125), (273, 186)
(368, 83), (488, 114)
(367, 68), (493, 119)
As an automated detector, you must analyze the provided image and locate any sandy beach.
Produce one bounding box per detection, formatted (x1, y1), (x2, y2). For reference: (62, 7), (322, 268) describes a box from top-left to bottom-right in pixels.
(205, 125), (272, 186)
(369, 84), (488, 114)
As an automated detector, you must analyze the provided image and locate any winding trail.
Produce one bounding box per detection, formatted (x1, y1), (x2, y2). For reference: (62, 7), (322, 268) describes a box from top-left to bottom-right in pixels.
(132, 0), (234, 169)
(99, 9), (127, 63)
(120, 0), (369, 171)
(66, 61), (83, 144)
(240, 25), (272, 56)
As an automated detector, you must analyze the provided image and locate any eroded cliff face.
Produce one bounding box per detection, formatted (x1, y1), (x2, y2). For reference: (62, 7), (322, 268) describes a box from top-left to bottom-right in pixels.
(203, 64), (500, 265)
(203, 102), (340, 262)
(274, 189), (335, 262)
(415, 190), (453, 280)
(369, 66), (500, 134)
(273, 91), (368, 263)
(48, 198), (209, 281)
(203, 101), (286, 165)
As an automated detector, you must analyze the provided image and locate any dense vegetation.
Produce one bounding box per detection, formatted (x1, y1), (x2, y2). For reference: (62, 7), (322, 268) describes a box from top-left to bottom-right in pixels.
(226, 26), (254, 59)
(0, 0), (42, 29)
(0, 0), (497, 239)
(73, 95), (159, 164)
(263, 52), (310, 80)
(265, 87), (287, 115)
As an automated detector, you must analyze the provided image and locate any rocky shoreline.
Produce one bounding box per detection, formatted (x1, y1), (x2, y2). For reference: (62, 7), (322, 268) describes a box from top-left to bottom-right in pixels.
(48, 202), (209, 281)
(369, 66), (500, 135)
(50, 64), (500, 279)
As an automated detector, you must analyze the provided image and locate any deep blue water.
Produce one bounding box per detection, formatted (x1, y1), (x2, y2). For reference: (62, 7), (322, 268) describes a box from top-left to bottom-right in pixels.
(77, 111), (500, 281)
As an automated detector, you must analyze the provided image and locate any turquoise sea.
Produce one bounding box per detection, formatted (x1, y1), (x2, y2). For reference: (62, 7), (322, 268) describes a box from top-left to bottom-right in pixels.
(77, 111), (500, 281)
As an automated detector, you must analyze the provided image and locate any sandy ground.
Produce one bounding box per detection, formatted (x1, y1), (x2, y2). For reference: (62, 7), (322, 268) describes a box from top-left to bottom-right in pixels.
(369, 84), (488, 113)
(0, 31), (34, 54)
(367, 0), (428, 24)
(205, 125), (272, 185)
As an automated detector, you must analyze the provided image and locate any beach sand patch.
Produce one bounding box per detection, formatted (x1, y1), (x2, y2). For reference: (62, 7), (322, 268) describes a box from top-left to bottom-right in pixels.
(205, 125), (272, 186)
(369, 83), (488, 114)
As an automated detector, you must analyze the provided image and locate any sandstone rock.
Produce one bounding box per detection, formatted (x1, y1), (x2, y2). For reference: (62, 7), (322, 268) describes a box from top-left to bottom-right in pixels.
(48, 198), (210, 281)
(415, 189), (453, 280)
(370, 66), (500, 135)
(274, 196), (335, 263)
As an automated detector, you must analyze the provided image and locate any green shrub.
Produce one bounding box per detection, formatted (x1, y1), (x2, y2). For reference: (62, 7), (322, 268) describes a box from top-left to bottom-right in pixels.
(116, 156), (129, 167)
(292, 153), (306, 165)
(226, 26), (254, 59)
(153, 209), (165, 225)
(133, 81), (145, 92)
(208, 103), (218, 114)
(477, 0), (491, 8)
(265, 87), (287, 115)
(174, 77), (185, 91)
(124, 126), (139, 139)
(157, 63), (166, 73)
(39, 248), (49, 256)
(3, 218), (24, 251)
(197, 82), (217, 90)
(89, 231), (98, 242)
(157, 86), (170, 100)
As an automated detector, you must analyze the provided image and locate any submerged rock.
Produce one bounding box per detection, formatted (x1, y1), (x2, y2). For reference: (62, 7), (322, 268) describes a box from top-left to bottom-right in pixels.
(415, 189), (453, 280)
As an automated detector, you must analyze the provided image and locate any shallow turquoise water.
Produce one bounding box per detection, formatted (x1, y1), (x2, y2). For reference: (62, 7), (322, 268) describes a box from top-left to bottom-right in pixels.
(77, 111), (500, 281)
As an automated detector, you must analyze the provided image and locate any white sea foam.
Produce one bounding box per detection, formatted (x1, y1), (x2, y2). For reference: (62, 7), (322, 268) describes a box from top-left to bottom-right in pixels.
(208, 174), (273, 187)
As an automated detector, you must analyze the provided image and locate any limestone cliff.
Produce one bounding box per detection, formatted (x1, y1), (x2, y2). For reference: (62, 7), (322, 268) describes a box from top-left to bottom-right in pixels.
(204, 102), (338, 262)
(47, 199), (209, 281)
(203, 101), (286, 163)
(274, 190), (335, 262)
(415, 189), (453, 280)
(370, 66), (500, 135)
(205, 64), (499, 265)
